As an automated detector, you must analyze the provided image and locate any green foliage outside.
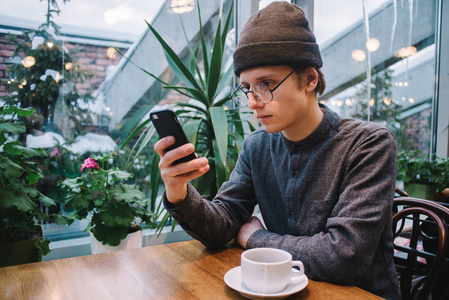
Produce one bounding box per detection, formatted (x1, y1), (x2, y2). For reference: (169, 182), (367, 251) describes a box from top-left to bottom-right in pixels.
(0, 105), (71, 255)
(351, 68), (408, 150)
(397, 150), (449, 192)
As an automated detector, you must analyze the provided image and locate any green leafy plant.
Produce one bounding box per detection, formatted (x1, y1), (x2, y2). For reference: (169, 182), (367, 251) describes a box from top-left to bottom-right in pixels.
(121, 0), (254, 200)
(2, 0), (95, 137)
(58, 153), (155, 246)
(0, 105), (70, 256)
(397, 150), (449, 192)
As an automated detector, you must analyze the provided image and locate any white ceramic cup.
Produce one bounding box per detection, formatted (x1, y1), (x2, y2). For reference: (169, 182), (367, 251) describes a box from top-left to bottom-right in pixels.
(240, 248), (305, 294)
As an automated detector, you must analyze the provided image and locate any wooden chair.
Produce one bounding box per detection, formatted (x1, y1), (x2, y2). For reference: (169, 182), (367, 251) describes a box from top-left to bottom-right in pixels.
(393, 197), (449, 300)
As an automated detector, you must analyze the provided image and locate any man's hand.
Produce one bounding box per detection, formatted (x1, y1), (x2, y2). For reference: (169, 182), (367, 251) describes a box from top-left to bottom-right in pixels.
(154, 136), (209, 205)
(236, 216), (265, 249)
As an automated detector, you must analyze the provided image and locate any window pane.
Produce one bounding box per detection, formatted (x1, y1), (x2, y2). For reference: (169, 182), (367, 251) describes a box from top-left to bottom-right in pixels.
(314, 0), (436, 154)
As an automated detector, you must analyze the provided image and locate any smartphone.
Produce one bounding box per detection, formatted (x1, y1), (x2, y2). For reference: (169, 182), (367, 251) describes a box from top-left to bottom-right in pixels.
(150, 109), (196, 165)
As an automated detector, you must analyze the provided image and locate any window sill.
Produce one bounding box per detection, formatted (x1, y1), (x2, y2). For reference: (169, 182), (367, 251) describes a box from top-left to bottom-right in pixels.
(43, 225), (192, 261)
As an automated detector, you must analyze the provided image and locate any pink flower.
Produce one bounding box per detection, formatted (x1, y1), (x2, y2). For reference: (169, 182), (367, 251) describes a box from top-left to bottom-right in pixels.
(50, 147), (62, 158)
(81, 157), (100, 171)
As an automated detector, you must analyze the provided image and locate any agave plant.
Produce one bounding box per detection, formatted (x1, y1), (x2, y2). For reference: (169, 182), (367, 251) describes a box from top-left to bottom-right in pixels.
(120, 0), (254, 230)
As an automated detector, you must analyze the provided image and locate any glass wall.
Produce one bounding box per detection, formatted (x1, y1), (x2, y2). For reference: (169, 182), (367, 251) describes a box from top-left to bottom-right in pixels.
(0, 0), (447, 257)
(312, 0), (438, 154)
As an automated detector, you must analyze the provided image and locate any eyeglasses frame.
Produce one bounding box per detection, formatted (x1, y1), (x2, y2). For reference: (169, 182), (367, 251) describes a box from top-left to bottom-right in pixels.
(231, 70), (295, 106)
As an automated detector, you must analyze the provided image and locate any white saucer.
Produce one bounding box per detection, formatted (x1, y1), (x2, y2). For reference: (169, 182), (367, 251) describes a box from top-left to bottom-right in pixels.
(224, 266), (308, 300)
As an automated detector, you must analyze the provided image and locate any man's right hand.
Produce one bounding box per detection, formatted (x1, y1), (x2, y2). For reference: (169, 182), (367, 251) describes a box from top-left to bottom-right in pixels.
(154, 136), (210, 205)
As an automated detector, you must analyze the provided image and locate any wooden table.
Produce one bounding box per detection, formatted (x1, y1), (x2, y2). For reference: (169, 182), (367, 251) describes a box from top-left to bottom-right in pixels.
(0, 240), (382, 299)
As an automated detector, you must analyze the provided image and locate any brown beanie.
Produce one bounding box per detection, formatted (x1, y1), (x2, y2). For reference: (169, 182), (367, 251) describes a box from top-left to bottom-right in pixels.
(233, 1), (323, 77)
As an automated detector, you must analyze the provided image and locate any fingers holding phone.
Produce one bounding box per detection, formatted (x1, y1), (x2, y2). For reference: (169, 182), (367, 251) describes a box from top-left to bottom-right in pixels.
(151, 109), (209, 204)
(154, 136), (209, 204)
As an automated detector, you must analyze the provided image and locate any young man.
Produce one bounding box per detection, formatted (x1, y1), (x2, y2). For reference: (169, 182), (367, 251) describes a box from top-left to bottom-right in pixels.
(154, 2), (400, 299)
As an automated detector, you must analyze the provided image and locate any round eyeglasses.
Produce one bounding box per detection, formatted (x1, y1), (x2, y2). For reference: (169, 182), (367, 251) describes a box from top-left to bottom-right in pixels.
(230, 71), (295, 107)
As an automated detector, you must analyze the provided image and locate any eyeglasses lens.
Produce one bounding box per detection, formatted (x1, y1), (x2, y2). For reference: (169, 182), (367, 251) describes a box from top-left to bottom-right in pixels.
(232, 89), (249, 106)
(232, 83), (272, 106)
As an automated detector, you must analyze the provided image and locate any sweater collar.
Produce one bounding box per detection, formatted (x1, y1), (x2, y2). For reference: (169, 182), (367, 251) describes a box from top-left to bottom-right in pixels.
(282, 103), (339, 151)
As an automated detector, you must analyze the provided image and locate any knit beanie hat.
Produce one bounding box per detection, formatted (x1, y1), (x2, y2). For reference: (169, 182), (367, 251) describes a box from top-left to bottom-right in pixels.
(233, 1), (323, 77)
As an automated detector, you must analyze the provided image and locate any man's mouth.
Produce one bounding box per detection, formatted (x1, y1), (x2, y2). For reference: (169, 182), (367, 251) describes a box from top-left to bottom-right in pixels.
(257, 114), (272, 122)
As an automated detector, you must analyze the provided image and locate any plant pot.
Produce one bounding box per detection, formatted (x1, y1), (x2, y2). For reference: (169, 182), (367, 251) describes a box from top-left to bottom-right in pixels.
(0, 225), (43, 267)
(404, 183), (438, 201)
(90, 229), (142, 254)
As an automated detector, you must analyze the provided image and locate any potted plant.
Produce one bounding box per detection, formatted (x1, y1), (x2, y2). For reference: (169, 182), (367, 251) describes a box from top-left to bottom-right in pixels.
(397, 150), (449, 201)
(58, 152), (155, 254)
(121, 0), (253, 200)
(0, 105), (70, 267)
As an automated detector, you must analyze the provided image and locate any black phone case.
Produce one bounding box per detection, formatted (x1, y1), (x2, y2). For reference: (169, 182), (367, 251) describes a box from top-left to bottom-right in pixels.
(150, 109), (196, 165)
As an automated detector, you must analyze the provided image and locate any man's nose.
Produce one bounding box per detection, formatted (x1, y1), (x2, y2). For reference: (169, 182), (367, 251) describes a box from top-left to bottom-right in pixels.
(247, 93), (264, 110)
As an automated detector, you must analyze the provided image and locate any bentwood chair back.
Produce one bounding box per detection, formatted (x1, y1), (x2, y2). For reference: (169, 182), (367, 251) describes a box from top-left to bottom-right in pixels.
(393, 197), (449, 300)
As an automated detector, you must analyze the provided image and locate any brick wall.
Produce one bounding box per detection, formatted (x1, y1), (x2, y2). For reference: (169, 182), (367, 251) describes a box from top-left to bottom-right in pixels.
(0, 32), (129, 97)
(402, 108), (432, 153)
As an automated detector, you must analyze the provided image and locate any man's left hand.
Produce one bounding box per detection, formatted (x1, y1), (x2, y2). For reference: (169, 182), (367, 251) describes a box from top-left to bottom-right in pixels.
(236, 216), (265, 249)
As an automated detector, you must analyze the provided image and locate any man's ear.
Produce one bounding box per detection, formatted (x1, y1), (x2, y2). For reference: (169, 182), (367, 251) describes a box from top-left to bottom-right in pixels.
(305, 68), (318, 92)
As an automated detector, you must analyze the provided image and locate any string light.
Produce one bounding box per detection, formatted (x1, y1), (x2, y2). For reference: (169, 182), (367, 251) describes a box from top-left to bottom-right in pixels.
(22, 56), (36, 68)
(171, 0), (195, 14)
(396, 46), (417, 58)
(366, 38), (380, 52)
(351, 49), (366, 61)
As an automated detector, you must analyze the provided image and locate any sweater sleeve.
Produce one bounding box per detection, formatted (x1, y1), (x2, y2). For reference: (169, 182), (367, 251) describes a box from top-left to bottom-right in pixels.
(246, 127), (397, 285)
(163, 142), (258, 248)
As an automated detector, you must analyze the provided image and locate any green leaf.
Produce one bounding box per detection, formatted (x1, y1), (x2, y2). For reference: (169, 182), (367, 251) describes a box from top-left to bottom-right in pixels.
(150, 154), (161, 212)
(120, 117), (153, 149)
(210, 107), (228, 168)
(183, 118), (202, 146)
(25, 171), (41, 184)
(207, 20), (223, 101)
(91, 221), (129, 246)
(2, 189), (35, 212)
(0, 122), (26, 135)
(126, 125), (157, 170)
(110, 183), (145, 202)
(212, 139), (228, 190)
(109, 169), (133, 181)
(35, 237), (51, 256)
(197, 1), (209, 81)
(0, 156), (24, 178)
(38, 192), (56, 207)
(145, 20), (202, 92)
(99, 203), (134, 227)
(53, 214), (74, 225)
(58, 177), (83, 190)
(3, 142), (46, 157)
(7, 106), (35, 117)
(63, 191), (92, 211)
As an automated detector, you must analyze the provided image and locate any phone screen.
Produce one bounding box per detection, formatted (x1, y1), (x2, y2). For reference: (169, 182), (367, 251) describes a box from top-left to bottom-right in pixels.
(150, 109), (196, 165)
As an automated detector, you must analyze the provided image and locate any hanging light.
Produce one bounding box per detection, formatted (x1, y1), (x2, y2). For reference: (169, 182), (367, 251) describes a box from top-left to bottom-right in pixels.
(351, 49), (366, 61)
(65, 62), (73, 70)
(47, 42), (54, 48)
(171, 0), (195, 14)
(366, 38), (380, 52)
(106, 47), (117, 59)
(22, 56), (36, 68)
(396, 46), (417, 58)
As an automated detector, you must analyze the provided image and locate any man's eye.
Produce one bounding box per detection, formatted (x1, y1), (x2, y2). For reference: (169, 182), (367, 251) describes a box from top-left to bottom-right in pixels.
(260, 81), (272, 88)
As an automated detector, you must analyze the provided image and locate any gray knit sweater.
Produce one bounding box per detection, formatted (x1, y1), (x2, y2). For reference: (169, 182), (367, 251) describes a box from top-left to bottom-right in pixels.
(164, 105), (401, 299)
